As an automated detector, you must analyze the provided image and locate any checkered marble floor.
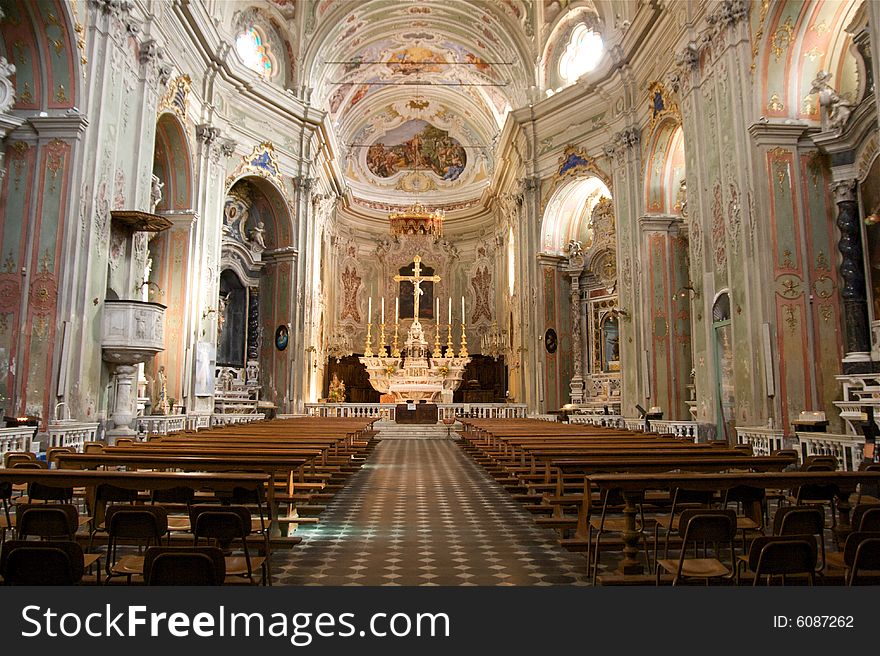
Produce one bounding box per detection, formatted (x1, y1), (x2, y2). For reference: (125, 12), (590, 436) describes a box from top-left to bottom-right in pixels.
(273, 438), (594, 586)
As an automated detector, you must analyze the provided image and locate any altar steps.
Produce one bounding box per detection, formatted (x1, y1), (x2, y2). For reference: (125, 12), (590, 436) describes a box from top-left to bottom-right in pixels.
(374, 420), (460, 440)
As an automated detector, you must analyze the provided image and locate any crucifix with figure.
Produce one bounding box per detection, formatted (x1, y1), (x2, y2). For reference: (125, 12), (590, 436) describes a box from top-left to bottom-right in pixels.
(393, 255), (441, 326)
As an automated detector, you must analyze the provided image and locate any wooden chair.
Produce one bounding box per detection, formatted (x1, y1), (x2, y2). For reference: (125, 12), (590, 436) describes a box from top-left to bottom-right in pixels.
(15, 504), (102, 582)
(46, 447), (76, 468)
(722, 485), (765, 552)
(151, 486), (196, 536)
(3, 452), (37, 468)
(653, 487), (716, 567)
(143, 546), (226, 585)
(190, 505), (267, 585)
(0, 481), (11, 541)
(0, 540), (87, 585)
(737, 536), (817, 586)
(655, 509), (737, 586)
(771, 505), (826, 574)
(841, 532), (880, 585)
(82, 442), (105, 454)
(104, 506), (168, 584)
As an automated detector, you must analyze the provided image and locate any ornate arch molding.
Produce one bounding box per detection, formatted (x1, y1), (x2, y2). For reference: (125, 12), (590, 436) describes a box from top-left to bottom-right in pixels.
(153, 112), (193, 212)
(541, 145), (612, 213)
(643, 113), (686, 216)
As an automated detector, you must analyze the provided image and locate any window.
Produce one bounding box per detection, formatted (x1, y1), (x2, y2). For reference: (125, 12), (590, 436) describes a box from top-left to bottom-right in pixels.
(559, 24), (604, 83)
(235, 27), (272, 76)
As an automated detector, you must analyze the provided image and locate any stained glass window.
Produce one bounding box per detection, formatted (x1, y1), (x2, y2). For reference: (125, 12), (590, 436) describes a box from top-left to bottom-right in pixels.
(235, 27), (272, 76)
(559, 24), (603, 84)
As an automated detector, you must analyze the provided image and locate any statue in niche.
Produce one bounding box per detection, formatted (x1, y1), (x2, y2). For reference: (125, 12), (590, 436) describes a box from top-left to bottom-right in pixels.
(217, 293), (229, 338)
(328, 374), (346, 403)
(150, 174), (164, 212)
(155, 366), (169, 415)
(249, 220), (267, 252)
(810, 70), (854, 132)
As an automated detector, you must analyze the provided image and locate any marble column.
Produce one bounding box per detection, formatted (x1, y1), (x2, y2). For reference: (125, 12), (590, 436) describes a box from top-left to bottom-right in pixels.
(246, 286), (260, 385)
(834, 180), (872, 372)
(568, 272), (585, 403)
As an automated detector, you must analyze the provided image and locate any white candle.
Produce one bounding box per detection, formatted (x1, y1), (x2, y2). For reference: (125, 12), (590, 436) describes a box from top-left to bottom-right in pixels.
(368, 297), (372, 323)
(461, 296), (465, 324)
(395, 298), (399, 324)
(448, 298), (452, 325)
(436, 298), (439, 321)
(381, 297), (385, 324)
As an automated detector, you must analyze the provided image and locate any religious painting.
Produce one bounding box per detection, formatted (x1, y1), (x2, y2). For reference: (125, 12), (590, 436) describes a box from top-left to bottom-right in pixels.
(398, 261), (435, 321)
(366, 120), (466, 181)
(275, 324), (289, 351)
(470, 266), (492, 323)
(601, 315), (620, 372)
(340, 265), (362, 323)
(387, 46), (444, 76)
(544, 328), (558, 354)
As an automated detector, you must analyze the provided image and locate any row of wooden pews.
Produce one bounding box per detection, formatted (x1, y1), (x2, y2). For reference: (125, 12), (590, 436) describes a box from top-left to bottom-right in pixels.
(456, 418), (880, 584)
(0, 417), (379, 584)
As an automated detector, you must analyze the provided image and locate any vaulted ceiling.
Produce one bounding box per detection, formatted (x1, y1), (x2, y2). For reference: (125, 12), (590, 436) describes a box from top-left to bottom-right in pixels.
(301, 0), (534, 215)
(221, 1), (625, 225)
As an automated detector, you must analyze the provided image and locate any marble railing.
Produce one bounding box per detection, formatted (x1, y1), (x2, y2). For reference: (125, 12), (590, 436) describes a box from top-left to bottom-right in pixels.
(621, 417), (647, 432)
(211, 413), (265, 427)
(649, 420), (699, 441)
(795, 432), (865, 471)
(138, 415), (186, 436)
(735, 426), (787, 455)
(304, 403), (529, 421)
(0, 426), (36, 458)
(305, 403), (397, 420)
(46, 421), (99, 450)
(186, 414), (212, 431)
(569, 414), (623, 428)
(534, 414), (557, 422)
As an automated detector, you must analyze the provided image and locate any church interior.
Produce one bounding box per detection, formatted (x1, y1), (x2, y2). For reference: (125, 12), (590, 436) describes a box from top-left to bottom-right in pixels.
(1, 0), (880, 587)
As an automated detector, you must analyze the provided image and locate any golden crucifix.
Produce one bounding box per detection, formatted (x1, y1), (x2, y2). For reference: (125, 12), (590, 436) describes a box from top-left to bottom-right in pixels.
(393, 255), (441, 324)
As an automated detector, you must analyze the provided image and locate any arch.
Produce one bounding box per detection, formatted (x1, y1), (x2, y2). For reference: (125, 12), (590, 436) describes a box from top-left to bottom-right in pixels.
(643, 120), (686, 215)
(0, 0), (81, 111)
(223, 175), (294, 250)
(153, 113), (193, 212)
(757, 0), (862, 122)
(540, 176), (612, 255)
(539, 2), (604, 93)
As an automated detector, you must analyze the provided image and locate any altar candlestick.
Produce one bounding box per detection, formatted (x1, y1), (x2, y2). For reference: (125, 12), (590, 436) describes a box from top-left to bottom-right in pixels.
(448, 298), (452, 325)
(381, 297), (385, 324)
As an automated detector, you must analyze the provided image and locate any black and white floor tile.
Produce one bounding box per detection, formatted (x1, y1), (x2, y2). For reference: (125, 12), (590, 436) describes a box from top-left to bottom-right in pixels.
(273, 438), (596, 586)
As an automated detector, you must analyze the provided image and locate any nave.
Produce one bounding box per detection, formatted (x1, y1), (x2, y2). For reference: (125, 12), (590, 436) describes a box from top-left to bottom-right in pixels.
(275, 438), (589, 586)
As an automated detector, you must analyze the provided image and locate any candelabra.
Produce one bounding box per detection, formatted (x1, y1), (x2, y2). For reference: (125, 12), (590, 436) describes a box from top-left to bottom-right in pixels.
(391, 322), (401, 357)
(459, 322), (468, 358)
(480, 322), (509, 360)
(433, 321), (443, 358)
(364, 322), (374, 357)
(445, 323), (455, 357)
(378, 322), (387, 356)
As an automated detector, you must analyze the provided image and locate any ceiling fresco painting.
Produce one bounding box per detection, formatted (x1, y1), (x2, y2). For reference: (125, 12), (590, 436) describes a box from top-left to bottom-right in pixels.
(366, 119), (467, 181)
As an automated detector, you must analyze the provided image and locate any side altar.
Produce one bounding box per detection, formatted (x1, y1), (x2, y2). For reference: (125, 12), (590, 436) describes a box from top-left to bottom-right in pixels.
(359, 256), (470, 403)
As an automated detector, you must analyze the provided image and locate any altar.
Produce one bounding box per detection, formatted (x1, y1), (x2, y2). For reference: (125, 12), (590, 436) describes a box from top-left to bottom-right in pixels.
(359, 255), (470, 404)
(395, 403), (439, 424)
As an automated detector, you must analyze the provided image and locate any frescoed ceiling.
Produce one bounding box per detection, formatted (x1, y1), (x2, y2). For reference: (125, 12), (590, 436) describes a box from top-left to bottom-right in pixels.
(300, 0), (535, 213)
